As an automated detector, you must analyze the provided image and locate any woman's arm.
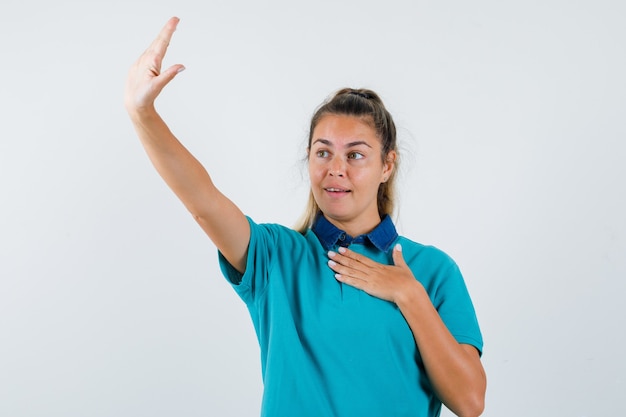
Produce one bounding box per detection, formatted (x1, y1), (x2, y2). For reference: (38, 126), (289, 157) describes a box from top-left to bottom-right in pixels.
(327, 245), (486, 417)
(124, 17), (249, 273)
(394, 277), (486, 417)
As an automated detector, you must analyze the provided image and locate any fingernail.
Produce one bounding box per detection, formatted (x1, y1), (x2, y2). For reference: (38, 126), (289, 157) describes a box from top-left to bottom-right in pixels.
(327, 251), (336, 258)
(328, 260), (337, 267)
(338, 247), (347, 254)
(395, 243), (402, 251)
(177, 66), (186, 73)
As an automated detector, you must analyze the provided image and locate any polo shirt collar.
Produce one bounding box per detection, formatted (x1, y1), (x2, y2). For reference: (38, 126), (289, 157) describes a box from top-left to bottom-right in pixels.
(311, 212), (398, 252)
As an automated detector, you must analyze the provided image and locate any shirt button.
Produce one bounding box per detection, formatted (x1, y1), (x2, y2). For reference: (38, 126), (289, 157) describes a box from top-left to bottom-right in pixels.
(339, 233), (346, 241)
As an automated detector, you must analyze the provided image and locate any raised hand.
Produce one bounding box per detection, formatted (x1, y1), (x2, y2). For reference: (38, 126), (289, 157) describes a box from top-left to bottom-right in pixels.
(124, 17), (185, 114)
(327, 244), (420, 304)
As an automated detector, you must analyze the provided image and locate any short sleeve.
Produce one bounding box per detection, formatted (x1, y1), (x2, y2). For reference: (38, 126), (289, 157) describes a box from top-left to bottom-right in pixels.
(402, 241), (484, 356)
(431, 258), (484, 355)
(218, 216), (276, 305)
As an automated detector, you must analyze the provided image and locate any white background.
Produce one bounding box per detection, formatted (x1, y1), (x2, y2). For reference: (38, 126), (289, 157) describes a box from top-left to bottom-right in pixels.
(1, 1), (625, 416)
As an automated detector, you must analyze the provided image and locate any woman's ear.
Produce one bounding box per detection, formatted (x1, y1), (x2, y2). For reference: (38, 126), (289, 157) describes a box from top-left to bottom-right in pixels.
(382, 150), (397, 180)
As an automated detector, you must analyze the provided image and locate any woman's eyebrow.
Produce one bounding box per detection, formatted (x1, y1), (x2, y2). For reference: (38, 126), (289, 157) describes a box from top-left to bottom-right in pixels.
(312, 139), (372, 148)
(346, 140), (372, 148)
(312, 138), (332, 147)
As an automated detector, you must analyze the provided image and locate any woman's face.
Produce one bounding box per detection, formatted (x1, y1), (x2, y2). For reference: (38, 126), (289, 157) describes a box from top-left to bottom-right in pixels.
(308, 114), (395, 236)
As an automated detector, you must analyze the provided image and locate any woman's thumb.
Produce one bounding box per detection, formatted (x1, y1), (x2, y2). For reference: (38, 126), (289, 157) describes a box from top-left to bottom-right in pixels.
(392, 243), (406, 267)
(152, 64), (186, 94)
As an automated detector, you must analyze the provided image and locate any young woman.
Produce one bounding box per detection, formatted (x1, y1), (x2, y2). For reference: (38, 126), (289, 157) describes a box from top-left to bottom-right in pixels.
(125, 17), (486, 417)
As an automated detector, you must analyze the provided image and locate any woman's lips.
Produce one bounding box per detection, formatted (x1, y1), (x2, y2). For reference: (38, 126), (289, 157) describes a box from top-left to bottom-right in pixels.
(324, 187), (351, 197)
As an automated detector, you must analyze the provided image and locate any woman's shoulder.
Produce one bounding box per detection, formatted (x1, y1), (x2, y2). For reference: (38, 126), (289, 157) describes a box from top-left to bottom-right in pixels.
(247, 216), (313, 246)
(396, 235), (458, 268)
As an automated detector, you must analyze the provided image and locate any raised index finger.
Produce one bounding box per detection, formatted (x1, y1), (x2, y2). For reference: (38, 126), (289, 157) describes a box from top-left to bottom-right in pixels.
(148, 16), (180, 56)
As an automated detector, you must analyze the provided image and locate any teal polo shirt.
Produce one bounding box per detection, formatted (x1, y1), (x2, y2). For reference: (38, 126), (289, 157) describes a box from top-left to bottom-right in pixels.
(219, 214), (483, 417)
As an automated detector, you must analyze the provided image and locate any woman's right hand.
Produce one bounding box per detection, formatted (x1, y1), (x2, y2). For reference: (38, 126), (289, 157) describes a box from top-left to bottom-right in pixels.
(124, 17), (250, 274)
(124, 17), (185, 115)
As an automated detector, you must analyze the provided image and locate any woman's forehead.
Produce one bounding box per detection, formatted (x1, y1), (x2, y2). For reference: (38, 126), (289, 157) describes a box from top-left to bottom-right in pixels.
(312, 114), (381, 146)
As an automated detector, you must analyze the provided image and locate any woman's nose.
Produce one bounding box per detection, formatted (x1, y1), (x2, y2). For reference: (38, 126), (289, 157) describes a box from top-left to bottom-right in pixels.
(328, 156), (346, 177)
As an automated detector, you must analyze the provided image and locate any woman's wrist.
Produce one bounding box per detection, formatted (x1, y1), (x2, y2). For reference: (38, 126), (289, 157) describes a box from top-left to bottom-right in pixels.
(394, 279), (428, 311)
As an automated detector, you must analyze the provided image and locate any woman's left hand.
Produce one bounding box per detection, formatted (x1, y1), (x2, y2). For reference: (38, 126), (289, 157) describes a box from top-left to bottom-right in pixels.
(327, 244), (419, 304)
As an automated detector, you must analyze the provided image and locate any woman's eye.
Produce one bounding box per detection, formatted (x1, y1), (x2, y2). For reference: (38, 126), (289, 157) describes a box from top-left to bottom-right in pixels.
(316, 150), (329, 158)
(348, 152), (364, 160)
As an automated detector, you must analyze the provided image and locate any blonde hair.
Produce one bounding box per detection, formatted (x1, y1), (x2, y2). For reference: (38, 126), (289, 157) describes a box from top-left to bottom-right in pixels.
(295, 88), (399, 234)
